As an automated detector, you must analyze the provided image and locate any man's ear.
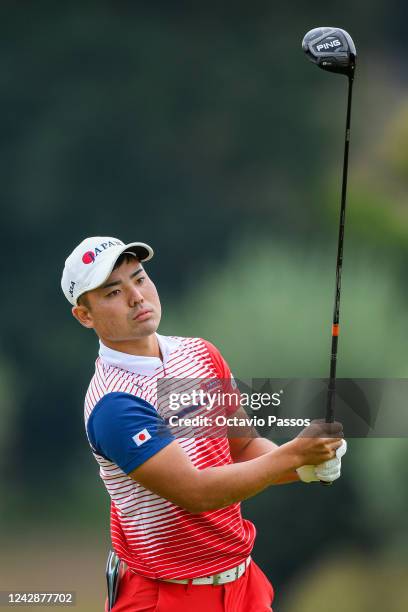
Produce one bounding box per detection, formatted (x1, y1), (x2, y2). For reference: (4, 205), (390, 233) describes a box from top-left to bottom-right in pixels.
(72, 305), (95, 329)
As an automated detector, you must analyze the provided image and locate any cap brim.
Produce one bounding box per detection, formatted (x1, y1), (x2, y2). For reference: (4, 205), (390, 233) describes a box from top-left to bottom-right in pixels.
(121, 242), (154, 263)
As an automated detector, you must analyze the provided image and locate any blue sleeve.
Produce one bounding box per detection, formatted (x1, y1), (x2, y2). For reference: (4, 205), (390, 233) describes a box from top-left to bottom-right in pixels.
(86, 392), (174, 474)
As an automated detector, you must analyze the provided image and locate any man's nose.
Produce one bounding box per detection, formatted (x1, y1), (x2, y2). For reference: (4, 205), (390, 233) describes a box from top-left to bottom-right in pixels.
(128, 285), (144, 306)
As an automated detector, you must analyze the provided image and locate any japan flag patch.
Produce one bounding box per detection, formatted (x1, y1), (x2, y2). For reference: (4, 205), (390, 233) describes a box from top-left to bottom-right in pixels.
(132, 428), (152, 447)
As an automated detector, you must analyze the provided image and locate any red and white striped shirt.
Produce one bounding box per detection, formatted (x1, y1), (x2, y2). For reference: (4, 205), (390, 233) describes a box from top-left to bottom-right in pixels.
(84, 334), (256, 579)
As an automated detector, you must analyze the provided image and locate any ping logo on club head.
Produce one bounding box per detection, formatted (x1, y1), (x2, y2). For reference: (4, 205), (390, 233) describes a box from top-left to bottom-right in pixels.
(82, 251), (96, 264)
(316, 39), (342, 52)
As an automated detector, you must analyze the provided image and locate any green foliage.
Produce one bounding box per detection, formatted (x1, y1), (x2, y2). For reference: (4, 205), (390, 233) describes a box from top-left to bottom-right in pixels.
(161, 239), (407, 378)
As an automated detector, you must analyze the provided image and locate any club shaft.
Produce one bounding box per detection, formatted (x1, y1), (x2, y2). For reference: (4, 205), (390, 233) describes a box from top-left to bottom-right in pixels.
(326, 74), (354, 424)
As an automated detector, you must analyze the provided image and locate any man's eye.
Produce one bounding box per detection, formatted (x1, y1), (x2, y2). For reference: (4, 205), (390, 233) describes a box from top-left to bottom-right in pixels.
(136, 277), (145, 284)
(107, 289), (120, 298)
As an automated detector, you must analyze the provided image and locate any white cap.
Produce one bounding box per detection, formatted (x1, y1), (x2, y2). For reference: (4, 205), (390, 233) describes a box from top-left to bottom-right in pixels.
(61, 236), (154, 305)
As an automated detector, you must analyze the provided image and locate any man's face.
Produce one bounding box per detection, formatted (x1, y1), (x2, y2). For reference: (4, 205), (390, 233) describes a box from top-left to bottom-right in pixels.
(72, 257), (161, 344)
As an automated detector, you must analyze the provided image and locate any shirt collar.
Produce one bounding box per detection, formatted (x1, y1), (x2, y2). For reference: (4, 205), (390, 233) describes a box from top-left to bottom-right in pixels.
(98, 334), (181, 376)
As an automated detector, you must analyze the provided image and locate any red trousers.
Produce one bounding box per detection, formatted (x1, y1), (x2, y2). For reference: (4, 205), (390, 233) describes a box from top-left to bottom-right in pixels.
(107, 560), (274, 612)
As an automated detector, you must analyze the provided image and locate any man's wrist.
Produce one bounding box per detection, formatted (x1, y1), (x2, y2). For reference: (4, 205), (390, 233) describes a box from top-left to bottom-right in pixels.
(280, 439), (305, 470)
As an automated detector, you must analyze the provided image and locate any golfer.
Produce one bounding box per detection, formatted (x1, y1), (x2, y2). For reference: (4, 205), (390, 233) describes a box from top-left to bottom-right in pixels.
(61, 236), (346, 612)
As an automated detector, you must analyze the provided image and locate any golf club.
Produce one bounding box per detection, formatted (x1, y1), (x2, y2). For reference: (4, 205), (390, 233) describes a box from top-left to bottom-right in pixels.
(302, 27), (357, 477)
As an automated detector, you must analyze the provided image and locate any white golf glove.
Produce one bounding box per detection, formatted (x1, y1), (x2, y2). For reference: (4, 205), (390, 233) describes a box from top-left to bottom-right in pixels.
(296, 440), (347, 483)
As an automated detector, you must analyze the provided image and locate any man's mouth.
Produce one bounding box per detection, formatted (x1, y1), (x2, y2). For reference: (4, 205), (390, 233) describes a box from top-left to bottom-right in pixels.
(133, 309), (152, 321)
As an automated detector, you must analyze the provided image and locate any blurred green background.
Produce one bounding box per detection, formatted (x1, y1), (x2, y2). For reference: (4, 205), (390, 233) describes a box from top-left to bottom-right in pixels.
(1, 1), (408, 610)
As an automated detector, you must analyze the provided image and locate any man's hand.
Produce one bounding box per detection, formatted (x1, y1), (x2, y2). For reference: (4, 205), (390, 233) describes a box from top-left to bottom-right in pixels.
(297, 439), (347, 483)
(287, 419), (344, 467)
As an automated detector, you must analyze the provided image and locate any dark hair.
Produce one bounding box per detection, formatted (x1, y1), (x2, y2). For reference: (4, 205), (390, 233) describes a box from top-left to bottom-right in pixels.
(77, 253), (140, 309)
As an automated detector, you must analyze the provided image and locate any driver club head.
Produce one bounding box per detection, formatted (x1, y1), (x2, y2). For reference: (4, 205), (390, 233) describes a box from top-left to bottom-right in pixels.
(302, 27), (356, 76)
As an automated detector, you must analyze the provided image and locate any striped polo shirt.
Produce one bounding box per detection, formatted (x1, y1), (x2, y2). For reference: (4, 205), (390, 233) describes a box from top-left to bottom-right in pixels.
(84, 334), (256, 579)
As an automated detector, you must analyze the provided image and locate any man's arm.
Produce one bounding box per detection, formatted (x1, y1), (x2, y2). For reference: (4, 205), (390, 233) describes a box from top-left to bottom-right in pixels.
(229, 437), (300, 484)
(228, 407), (299, 484)
(128, 426), (342, 514)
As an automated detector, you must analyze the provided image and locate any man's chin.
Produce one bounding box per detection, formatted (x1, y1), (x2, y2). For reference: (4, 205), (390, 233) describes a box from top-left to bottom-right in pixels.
(131, 318), (160, 337)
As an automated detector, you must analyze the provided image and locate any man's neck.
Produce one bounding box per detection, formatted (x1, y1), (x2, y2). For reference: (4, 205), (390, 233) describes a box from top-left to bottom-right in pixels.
(100, 334), (162, 359)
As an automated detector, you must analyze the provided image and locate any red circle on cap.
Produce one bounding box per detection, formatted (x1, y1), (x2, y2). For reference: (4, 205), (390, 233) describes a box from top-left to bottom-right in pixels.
(139, 433), (146, 441)
(82, 251), (95, 264)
